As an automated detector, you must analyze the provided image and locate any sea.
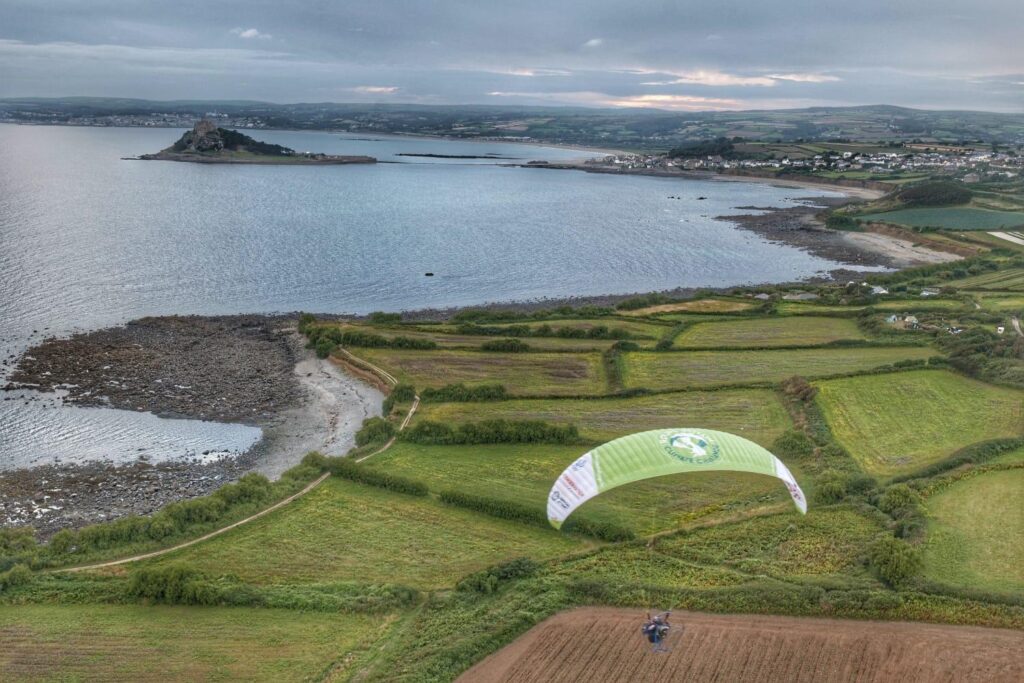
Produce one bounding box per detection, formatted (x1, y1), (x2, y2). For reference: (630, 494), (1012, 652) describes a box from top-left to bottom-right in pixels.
(0, 124), (851, 471)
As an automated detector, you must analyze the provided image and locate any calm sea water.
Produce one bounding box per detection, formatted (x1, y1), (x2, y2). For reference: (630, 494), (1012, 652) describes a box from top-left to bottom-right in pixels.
(0, 124), (849, 470)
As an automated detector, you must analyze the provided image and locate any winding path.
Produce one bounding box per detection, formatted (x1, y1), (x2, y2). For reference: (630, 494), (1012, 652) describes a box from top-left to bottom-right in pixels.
(1013, 316), (1023, 338)
(55, 348), (417, 574)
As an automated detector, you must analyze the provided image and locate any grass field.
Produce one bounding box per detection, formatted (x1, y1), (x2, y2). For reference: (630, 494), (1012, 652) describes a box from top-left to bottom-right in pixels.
(776, 302), (866, 315)
(947, 268), (1024, 292)
(352, 348), (607, 395)
(621, 299), (755, 315)
(861, 207), (1024, 230)
(0, 604), (382, 682)
(364, 442), (786, 535)
(976, 294), (1024, 312)
(621, 346), (935, 390)
(655, 507), (883, 580)
(147, 478), (585, 588)
(815, 370), (1024, 477)
(414, 389), (791, 444)
(674, 317), (867, 348)
(923, 469), (1024, 593)
(871, 298), (968, 311)
(486, 318), (669, 339)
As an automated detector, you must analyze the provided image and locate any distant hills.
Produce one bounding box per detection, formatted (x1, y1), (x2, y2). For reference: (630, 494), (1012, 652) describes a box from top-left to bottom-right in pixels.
(2, 97), (1022, 149)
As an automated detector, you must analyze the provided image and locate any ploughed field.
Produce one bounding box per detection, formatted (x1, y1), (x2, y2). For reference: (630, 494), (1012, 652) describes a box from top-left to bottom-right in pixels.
(459, 608), (1024, 683)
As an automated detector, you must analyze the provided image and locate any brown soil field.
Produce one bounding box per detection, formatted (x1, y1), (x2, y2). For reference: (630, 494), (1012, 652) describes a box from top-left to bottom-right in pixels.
(458, 608), (1024, 683)
(622, 299), (754, 315)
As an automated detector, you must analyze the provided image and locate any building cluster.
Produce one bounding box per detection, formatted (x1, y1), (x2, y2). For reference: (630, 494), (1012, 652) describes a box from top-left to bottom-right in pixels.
(0, 110), (267, 129)
(593, 148), (1023, 183)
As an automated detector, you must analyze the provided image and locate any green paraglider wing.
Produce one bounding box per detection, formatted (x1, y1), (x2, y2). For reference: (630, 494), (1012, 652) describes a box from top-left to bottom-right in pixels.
(547, 428), (806, 529)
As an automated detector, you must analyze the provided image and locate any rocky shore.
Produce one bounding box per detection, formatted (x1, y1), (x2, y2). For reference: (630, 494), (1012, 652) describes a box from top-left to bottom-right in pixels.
(1, 315), (383, 536)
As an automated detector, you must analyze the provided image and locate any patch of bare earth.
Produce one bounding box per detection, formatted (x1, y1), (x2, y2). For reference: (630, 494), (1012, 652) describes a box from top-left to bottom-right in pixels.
(459, 608), (1024, 683)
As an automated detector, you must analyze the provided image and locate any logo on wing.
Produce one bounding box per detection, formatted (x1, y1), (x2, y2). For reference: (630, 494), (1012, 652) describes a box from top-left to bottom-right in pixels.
(660, 431), (720, 464)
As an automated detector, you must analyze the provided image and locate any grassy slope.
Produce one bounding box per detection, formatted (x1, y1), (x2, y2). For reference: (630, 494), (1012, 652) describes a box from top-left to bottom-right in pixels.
(923, 469), (1024, 593)
(815, 370), (1024, 477)
(354, 348), (607, 395)
(414, 388), (790, 443)
(0, 604), (383, 682)
(622, 346), (935, 390)
(674, 317), (868, 348)
(946, 268), (1024, 292)
(144, 478), (585, 589)
(364, 443), (786, 535)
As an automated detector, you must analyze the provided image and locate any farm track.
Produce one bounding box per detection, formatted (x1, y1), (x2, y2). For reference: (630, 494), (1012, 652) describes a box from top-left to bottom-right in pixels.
(56, 348), (415, 573)
(459, 608), (1024, 683)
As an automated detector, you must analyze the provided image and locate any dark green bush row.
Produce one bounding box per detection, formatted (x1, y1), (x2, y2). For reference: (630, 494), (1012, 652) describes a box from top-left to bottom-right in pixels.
(306, 325), (436, 351)
(457, 322), (632, 340)
(419, 383), (508, 402)
(815, 469), (876, 504)
(369, 311), (402, 324)
(355, 416), (396, 446)
(437, 490), (634, 542)
(889, 437), (1024, 483)
(616, 292), (676, 311)
(126, 563), (419, 611)
(868, 535), (922, 587)
(457, 557), (539, 594)
(480, 338), (531, 352)
(319, 455), (429, 497)
(453, 305), (614, 324)
(0, 564), (31, 593)
(382, 383), (416, 414)
(401, 419), (580, 445)
(897, 180), (971, 207)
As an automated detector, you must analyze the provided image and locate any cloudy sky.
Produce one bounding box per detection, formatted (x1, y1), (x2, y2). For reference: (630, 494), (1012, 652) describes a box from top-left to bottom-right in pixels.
(1, 0), (1022, 112)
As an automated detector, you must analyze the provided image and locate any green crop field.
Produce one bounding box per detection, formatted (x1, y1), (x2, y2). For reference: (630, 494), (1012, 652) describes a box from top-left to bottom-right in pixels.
(674, 316), (867, 348)
(860, 207), (1024, 231)
(947, 268), (1024, 292)
(147, 478), (585, 588)
(815, 370), (1024, 477)
(776, 302), (866, 315)
(415, 389), (790, 444)
(352, 348), (607, 395)
(923, 469), (1024, 593)
(364, 442), (789, 535)
(871, 298), (968, 311)
(976, 294), (1024, 312)
(621, 346), (935, 390)
(0, 604), (382, 682)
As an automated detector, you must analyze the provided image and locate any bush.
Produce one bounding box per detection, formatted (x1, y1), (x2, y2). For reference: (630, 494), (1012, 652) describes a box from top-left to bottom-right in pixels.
(457, 557), (539, 594)
(0, 563), (31, 593)
(561, 517), (635, 542)
(128, 563), (216, 605)
(772, 430), (815, 460)
(383, 383), (416, 413)
(868, 536), (922, 587)
(355, 416), (396, 447)
(369, 312), (402, 324)
(325, 457), (428, 496)
(297, 313), (317, 334)
(781, 376), (817, 402)
(878, 484), (921, 515)
(612, 340), (639, 352)
(438, 490), (546, 527)
(480, 338), (531, 352)
(616, 293), (674, 311)
(0, 527), (36, 555)
(314, 337), (336, 359)
(419, 383), (508, 402)
(401, 419), (579, 445)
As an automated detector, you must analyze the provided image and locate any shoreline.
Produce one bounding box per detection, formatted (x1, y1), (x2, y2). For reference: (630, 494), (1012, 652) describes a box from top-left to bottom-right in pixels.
(1, 316), (383, 535)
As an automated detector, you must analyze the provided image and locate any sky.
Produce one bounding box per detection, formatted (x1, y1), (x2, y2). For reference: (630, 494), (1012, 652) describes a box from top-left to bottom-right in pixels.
(0, 0), (1022, 112)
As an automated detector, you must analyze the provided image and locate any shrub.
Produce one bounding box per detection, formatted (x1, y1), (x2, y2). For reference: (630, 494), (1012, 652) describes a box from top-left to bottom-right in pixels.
(897, 181), (971, 207)
(355, 416), (396, 447)
(612, 340), (639, 351)
(772, 430), (815, 460)
(781, 376), (817, 402)
(369, 312), (402, 324)
(315, 337), (336, 359)
(0, 564), (31, 593)
(297, 313), (317, 334)
(0, 527), (36, 555)
(562, 518), (635, 542)
(383, 383), (416, 413)
(438, 490), (547, 527)
(480, 338), (531, 352)
(325, 457), (428, 496)
(868, 536), (922, 587)
(128, 563), (216, 605)
(401, 419), (579, 445)
(878, 484), (921, 515)
(419, 383), (508, 402)
(457, 557), (539, 594)
(616, 293), (675, 311)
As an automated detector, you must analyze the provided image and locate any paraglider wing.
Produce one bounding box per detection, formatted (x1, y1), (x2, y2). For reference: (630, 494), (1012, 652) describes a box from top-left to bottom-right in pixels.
(547, 428), (806, 529)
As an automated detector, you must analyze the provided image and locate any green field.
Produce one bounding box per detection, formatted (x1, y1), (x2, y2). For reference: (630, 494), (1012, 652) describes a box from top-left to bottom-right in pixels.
(148, 478), (585, 588)
(923, 469), (1024, 593)
(860, 207), (1024, 231)
(364, 442), (786, 535)
(976, 294), (1024, 312)
(871, 298), (968, 311)
(328, 323), (622, 351)
(415, 388), (790, 443)
(0, 604), (381, 682)
(815, 370), (1024, 476)
(947, 268), (1024, 292)
(776, 302), (866, 315)
(674, 316), (867, 348)
(655, 507), (884, 580)
(353, 348), (607, 395)
(487, 317), (669, 339)
(621, 346), (935, 390)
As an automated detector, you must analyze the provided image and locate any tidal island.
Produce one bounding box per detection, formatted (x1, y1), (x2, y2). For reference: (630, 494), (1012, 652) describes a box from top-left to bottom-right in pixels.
(134, 119), (376, 164)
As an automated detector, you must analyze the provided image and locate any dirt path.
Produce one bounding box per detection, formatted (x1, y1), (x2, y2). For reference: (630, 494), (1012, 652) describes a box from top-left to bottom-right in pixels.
(55, 348), (416, 573)
(1013, 317), (1023, 337)
(460, 608), (1024, 683)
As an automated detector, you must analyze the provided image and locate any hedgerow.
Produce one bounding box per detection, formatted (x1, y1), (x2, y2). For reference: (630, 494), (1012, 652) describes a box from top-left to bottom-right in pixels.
(419, 383), (508, 402)
(401, 419), (579, 445)
(322, 456), (429, 497)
